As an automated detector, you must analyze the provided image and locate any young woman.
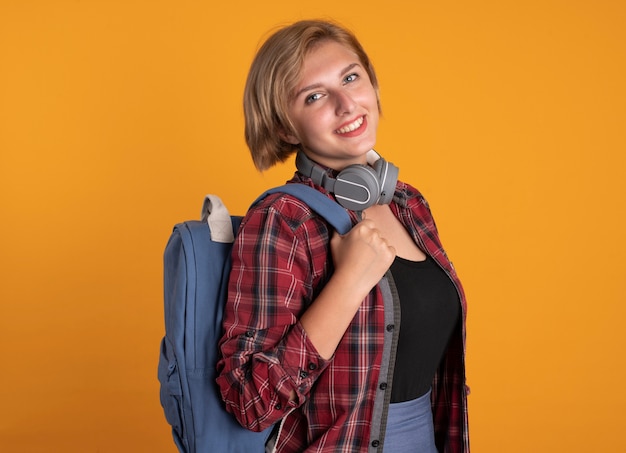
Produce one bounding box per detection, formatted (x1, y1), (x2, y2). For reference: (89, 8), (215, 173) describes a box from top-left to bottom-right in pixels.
(216, 20), (469, 452)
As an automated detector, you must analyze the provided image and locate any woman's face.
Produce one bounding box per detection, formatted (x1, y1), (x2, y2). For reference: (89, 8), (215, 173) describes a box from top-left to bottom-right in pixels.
(283, 40), (379, 171)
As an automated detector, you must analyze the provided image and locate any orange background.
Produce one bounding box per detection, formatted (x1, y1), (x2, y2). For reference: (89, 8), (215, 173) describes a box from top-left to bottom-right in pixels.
(1, 1), (625, 452)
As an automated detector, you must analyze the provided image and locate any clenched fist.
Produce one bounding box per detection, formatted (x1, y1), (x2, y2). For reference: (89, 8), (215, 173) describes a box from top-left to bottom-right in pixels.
(330, 218), (396, 302)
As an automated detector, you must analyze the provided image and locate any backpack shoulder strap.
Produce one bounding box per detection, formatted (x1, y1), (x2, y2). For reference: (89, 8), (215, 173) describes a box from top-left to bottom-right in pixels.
(253, 184), (352, 235)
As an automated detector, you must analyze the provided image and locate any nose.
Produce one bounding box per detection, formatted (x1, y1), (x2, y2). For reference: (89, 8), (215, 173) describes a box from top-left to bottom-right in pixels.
(334, 90), (356, 115)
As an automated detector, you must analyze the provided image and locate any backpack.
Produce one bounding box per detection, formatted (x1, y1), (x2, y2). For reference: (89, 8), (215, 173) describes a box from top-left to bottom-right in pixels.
(158, 184), (352, 453)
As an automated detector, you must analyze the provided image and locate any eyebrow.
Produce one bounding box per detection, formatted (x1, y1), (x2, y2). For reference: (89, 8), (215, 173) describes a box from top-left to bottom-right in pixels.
(293, 62), (361, 99)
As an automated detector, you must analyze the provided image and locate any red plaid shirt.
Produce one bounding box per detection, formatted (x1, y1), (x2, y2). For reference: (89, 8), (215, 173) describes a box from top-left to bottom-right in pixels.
(217, 174), (469, 452)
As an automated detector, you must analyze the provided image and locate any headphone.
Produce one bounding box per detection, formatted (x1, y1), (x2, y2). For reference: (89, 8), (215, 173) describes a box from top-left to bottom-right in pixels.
(295, 150), (399, 211)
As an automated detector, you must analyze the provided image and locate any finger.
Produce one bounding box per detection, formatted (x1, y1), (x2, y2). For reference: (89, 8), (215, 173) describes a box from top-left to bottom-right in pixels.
(358, 218), (376, 230)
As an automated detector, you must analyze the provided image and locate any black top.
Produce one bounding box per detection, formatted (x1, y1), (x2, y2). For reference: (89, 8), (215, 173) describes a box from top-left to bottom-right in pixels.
(389, 255), (460, 402)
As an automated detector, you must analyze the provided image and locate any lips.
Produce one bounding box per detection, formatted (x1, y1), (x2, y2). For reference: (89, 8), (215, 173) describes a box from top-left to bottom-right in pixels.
(335, 116), (365, 135)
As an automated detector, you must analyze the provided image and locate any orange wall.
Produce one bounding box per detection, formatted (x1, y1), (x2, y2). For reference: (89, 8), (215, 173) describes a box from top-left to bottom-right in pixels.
(1, 1), (625, 452)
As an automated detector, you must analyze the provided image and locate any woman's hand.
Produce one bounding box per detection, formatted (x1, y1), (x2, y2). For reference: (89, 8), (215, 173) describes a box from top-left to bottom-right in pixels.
(330, 217), (396, 302)
(300, 216), (396, 359)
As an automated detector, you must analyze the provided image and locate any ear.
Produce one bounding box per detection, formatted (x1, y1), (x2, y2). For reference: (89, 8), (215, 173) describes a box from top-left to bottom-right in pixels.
(279, 128), (300, 145)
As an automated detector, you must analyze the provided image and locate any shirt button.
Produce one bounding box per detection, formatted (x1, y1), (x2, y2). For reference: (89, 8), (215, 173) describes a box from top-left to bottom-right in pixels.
(245, 330), (255, 338)
(274, 403), (282, 410)
(379, 382), (387, 390)
(299, 370), (308, 379)
(386, 324), (395, 332)
(308, 363), (318, 371)
(371, 440), (380, 447)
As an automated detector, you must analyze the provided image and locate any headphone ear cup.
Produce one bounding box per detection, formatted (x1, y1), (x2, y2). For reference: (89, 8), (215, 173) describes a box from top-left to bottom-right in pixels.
(333, 165), (381, 211)
(372, 158), (399, 205)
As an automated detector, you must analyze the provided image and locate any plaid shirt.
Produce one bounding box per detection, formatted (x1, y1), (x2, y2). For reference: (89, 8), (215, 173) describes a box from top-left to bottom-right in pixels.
(217, 174), (469, 452)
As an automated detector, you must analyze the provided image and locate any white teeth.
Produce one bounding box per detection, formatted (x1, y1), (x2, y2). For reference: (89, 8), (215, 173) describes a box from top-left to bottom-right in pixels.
(336, 116), (364, 134)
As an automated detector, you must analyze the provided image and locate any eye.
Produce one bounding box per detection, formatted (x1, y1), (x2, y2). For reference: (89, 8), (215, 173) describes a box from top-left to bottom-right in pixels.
(343, 73), (359, 84)
(305, 92), (323, 104)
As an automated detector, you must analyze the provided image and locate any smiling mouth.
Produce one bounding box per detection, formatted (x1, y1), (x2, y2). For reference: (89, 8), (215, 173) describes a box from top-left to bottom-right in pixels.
(335, 116), (364, 134)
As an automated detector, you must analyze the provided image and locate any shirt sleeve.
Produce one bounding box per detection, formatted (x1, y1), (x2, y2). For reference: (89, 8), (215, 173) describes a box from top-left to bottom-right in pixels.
(216, 197), (332, 431)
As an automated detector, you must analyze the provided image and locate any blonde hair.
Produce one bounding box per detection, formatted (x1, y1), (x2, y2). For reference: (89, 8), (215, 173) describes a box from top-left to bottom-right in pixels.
(244, 20), (380, 171)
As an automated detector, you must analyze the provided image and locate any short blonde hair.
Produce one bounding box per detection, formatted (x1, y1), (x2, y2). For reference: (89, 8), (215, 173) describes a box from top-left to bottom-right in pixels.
(244, 20), (380, 171)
